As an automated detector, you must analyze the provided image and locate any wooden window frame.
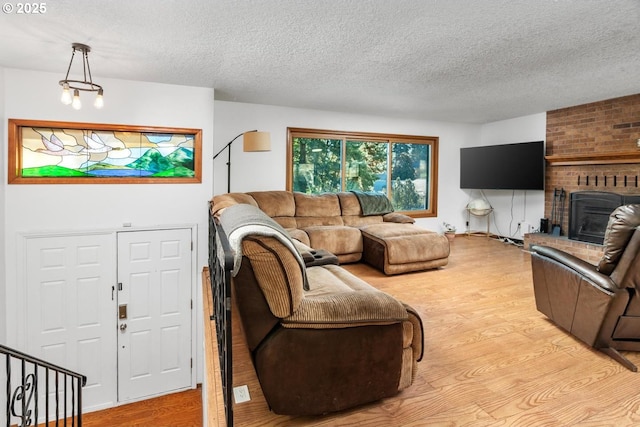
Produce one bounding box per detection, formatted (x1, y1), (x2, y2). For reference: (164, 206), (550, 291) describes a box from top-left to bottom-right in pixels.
(8, 118), (202, 184)
(286, 127), (439, 218)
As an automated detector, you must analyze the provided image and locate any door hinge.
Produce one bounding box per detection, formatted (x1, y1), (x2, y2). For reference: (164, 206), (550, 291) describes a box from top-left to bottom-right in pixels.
(190, 358), (193, 369)
(191, 241), (193, 251)
(191, 299), (193, 310)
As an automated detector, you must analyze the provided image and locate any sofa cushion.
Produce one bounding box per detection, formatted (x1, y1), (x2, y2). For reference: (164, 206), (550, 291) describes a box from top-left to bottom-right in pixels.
(294, 192), (342, 217)
(337, 192), (362, 216)
(241, 235), (305, 318)
(210, 192), (258, 216)
(296, 216), (344, 228)
(360, 223), (429, 240)
(271, 217), (298, 229)
(339, 192), (387, 226)
(597, 204), (640, 275)
(360, 223), (449, 264)
(293, 192), (344, 228)
(282, 264), (408, 328)
(304, 225), (363, 256)
(342, 215), (384, 227)
(248, 191), (296, 218)
(287, 228), (311, 246)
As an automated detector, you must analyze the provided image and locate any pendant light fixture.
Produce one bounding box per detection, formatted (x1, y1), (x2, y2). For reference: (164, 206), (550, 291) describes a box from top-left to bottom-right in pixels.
(59, 43), (104, 109)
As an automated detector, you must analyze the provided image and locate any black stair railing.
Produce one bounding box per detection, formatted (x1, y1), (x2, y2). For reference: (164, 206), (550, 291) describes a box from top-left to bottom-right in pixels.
(1, 344), (86, 427)
(208, 210), (234, 427)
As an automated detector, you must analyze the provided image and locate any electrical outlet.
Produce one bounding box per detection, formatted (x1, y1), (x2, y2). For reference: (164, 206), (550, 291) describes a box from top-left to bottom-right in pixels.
(517, 221), (533, 235)
(233, 385), (251, 404)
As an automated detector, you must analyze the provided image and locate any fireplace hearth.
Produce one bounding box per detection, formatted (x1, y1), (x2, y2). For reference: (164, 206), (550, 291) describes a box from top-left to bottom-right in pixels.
(569, 191), (640, 244)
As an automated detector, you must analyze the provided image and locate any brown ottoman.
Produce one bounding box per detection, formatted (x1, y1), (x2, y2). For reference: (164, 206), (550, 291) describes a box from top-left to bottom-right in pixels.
(360, 223), (450, 275)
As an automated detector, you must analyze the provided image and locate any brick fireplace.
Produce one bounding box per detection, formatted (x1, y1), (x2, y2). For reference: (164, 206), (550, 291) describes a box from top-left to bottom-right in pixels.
(524, 93), (640, 261)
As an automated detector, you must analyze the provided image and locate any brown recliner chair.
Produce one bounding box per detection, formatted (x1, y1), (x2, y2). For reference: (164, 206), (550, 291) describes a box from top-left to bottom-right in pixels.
(530, 204), (640, 371)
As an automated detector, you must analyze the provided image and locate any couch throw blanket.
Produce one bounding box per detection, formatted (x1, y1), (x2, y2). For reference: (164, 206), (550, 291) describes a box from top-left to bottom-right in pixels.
(351, 190), (394, 216)
(219, 204), (309, 290)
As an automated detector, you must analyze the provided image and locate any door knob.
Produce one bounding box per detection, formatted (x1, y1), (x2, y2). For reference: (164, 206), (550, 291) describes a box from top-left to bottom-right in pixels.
(120, 323), (127, 331)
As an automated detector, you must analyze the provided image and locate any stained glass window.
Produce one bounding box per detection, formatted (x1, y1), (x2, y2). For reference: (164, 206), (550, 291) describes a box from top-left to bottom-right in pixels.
(9, 119), (202, 184)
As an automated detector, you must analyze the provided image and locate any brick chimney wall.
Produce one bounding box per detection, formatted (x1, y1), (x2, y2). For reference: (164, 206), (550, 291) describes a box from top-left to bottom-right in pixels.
(545, 93), (640, 234)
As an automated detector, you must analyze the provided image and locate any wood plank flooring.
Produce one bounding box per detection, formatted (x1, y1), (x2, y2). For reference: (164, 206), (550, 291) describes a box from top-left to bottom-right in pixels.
(79, 387), (202, 427)
(228, 235), (640, 426)
(93, 236), (640, 426)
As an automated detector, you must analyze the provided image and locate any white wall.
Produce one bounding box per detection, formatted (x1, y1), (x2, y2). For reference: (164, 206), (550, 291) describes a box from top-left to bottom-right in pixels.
(0, 67), (5, 344)
(1, 68), (214, 382)
(0, 72), (545, 378)
(475, 113), (547, 239)
(213, 101), (481, 232)
(213, 101), (547, 238)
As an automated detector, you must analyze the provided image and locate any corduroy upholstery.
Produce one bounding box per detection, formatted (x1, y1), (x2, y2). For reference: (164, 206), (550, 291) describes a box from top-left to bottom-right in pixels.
(230, 229), (424, 415)
(211, 190), (449, 274)
(242, 236), (304, 317)
(530, 204), (640, 371)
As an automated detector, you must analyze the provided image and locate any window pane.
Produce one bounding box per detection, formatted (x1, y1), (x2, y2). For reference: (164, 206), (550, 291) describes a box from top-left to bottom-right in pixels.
(287, 128), (438, 217)
(390, 143), (430, 211)
(345, 140), (388, 194)
(292, 137), (342, 193)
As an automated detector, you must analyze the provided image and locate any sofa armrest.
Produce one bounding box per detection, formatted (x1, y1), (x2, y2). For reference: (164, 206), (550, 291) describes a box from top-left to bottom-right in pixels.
(303, 249), (339, 267)
(531, 245), (617, 292)
(403, 303), (424, 362)
(291, 239), (338, 267)
(281, 290), (409, 328)
(383, 212), (415, 224)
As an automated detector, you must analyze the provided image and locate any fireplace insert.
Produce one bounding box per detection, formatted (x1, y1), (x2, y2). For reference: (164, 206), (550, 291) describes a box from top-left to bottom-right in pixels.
(569, 191), (640, 244)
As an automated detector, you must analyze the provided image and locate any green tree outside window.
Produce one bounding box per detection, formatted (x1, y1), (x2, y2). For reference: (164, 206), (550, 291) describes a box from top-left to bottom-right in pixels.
(288, 128), (438, 217)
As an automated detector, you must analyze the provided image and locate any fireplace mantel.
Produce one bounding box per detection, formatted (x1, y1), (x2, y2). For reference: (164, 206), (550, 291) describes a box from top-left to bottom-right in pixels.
(545, 151), (640, 166)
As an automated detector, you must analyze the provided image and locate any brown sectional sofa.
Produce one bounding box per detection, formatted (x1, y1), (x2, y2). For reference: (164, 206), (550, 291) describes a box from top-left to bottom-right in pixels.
(212, 202), (425, 415)
(211, 190), (450, 274)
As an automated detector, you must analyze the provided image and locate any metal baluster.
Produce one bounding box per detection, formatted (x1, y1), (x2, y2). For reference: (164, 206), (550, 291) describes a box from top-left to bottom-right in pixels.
(1, 346), (85, 427)
(5, 354), (10, 427)
(71, 376), (75, 427)
(55, 371), (59, 427)
(211, 216), (234, 426)
(45, 367), (50, 427)
(34, 363), (38, 427)
(64, 373), (68, 427)
(77, 376), (83, 427)
(21, 359), (26, 427)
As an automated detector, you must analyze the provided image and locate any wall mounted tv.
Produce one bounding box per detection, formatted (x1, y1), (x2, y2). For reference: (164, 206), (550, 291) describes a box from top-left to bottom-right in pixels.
(460, 141), (545, 190)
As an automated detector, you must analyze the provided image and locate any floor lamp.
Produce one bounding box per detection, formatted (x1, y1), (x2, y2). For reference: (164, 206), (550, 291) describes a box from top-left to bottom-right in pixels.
(213, 130), (271, 193)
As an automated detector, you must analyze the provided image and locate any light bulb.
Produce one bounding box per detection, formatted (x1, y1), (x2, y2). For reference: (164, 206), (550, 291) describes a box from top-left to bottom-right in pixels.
(60, 83), (72, 105)
(94, 89), (104, 109)
(72, 89), (81, 110)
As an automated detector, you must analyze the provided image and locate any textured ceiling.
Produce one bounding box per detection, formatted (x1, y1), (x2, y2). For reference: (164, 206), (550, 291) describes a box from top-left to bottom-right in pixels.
(0, 0), (639, 123)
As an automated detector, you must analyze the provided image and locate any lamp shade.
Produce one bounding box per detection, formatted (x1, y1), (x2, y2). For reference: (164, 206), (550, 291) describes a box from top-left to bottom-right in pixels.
(243, 131), (271, 152)
(466, 198), (492, 216)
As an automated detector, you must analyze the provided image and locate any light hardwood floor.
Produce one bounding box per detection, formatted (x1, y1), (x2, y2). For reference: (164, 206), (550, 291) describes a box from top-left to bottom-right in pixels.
(91, 236), (640, 426)
(79, 387), (202, 427)
(228, 235), (640, 426)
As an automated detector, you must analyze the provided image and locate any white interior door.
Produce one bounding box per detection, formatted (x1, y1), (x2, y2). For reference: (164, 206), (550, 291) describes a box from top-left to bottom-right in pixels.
(116, 228), (192, 402)
(25, 233), (117, 413)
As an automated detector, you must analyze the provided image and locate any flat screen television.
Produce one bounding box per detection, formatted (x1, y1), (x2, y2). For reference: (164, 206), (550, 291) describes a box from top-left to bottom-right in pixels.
(460, 141), (545, 190)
